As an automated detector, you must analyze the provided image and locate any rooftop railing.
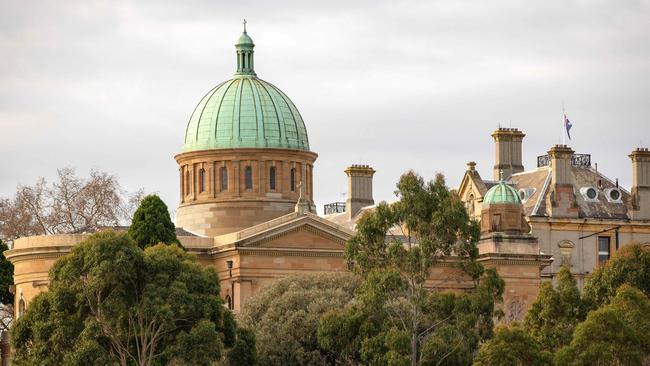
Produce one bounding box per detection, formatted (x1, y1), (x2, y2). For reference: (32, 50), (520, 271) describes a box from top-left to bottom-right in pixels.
(324, 202), (346, 215)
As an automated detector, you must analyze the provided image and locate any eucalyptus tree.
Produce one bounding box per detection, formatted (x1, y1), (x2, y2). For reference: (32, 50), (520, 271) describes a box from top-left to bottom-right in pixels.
(318, 171), (503, 366)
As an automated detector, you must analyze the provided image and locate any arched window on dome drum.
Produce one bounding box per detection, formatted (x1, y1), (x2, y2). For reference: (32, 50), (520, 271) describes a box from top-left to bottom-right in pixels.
(184, 170), (190, 196)
(245, 166), (253, 190)
(269, 166), (276, 191)
(290, 168), (296, 192)
(220, 167), (228, 192)
(199, 168), (205, 193)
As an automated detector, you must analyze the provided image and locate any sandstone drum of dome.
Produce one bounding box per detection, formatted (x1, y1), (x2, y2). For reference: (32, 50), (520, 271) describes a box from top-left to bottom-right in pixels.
(175, 28), (317, 236)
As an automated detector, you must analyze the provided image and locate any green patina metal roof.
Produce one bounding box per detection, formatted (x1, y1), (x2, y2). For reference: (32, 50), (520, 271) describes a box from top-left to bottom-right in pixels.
(483, 181), (521, 206)
(182, 24), (310, 153)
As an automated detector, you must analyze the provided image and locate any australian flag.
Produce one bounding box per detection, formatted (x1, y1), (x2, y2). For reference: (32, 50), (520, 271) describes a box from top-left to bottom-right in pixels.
(564, 114), (573, 140)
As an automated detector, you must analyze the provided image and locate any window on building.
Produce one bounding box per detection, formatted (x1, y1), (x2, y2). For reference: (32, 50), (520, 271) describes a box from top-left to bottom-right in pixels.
(491, 214), (502, 232)
(199, 168), (205, 192)
(290, 168), (296, 192)
(220, 167), (228, 192)
(184, 170), (190, 195)
(225, 295), (232, 310)
(245, 166), (253, 190)
(18, 298), (25, 317)
(598, 236), (611, 264)
(269, 166), (276, 190)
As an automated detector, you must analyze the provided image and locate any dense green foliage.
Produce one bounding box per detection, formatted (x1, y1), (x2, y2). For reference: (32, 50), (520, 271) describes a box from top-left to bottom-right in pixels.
(523, 266), (587, 351)
(318, 269), (504, 366)
(0, 239), (14, 305)
(555, 285), (650, 365)
(227, 327), (258, 366)
(583, 243), (650, 306)
(473, 325), (552, 366)
(10, 231), (248, 366)
(128, 194), (179, 249)
(317, 172), (500, 366)
(241, 273), (359, 365)
(475, 245), (650, 365)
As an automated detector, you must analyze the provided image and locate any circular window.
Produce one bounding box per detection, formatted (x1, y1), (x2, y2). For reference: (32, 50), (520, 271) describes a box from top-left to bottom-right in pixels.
(586, 188), (597, 200)
(609, 189), (621, 201)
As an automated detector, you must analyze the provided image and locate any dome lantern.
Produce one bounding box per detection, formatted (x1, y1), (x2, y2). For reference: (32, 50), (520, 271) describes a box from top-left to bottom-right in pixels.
(235, 19), (256, 76)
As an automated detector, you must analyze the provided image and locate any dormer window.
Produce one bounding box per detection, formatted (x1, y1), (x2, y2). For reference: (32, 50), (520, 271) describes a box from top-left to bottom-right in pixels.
(518, 188), (536, 203)
(580, 187), (599, 202)
(605, 188), (622, 202)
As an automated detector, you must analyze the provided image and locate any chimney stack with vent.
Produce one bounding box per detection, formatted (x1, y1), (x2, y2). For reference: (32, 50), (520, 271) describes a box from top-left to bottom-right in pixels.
(629, 147), (650, 220)
(345, 165), (376, 219)
(492, 128), (525, 181)
(546, 144), (579, 218)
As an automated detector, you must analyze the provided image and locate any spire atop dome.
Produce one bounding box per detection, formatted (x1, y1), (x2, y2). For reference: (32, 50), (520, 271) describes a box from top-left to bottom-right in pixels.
(235, 20), (256, 76)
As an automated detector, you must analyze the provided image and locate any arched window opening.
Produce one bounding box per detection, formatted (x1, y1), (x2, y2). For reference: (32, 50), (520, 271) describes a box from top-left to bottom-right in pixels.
(245, 166), (253, 190)
(18, 298), (25, 317)
(290, 168), (296, 192)
(269, 166), (276, 190)
(220, 167), (228, 192)
(199, 169), (205, 193)
(184, 170), (190, 196)
(225, 295), (232, 310)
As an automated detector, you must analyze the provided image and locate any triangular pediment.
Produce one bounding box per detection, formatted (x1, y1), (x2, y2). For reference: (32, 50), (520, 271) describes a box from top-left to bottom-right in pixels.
(458, 170), (488, 201)
(213, 212), (353, 250)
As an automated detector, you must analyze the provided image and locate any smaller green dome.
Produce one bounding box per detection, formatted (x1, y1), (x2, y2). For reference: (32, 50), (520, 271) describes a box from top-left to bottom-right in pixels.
(236, 32), (254, 46)
(483, 182), (521, 206)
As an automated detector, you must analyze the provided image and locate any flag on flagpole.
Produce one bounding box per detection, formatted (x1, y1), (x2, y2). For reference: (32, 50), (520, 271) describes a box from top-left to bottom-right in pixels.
(564, 114), (573, 140)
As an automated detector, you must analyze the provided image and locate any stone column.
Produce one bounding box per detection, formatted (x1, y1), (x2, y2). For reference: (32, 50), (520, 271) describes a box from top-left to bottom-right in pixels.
(492, 128), (525, 180)
(630, 147), (650, 220)
(345, 165), (376, 219)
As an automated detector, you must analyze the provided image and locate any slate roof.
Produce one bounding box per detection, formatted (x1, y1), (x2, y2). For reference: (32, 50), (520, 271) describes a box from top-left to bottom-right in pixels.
(508, 166), (630, 219)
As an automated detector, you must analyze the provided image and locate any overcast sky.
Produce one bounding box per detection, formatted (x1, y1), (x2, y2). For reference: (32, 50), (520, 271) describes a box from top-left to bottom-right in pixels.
(1, 0), (649, 218)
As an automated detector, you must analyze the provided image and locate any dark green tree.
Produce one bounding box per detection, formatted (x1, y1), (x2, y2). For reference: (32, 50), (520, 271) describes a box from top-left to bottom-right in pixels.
(473, 324), (552, 366)
(318, 171), (500, 366)
(554, 285), (650, 365)
(0, 239), (14, 305)
(523, 266), (587, 351)
(583, 243), (650, 306)
(10, 230), (248, 366)
(240, 273), (359, 366)
(227, 328), (258, 366)
(128, 194), (179, 249)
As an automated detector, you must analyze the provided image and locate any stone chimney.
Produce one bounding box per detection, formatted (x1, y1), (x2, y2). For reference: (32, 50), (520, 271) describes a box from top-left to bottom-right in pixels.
(629, 147), (650, 220)
(546, 144), (579, 218)
(345, 165), (375, 219)
(492, 127), (525, 180)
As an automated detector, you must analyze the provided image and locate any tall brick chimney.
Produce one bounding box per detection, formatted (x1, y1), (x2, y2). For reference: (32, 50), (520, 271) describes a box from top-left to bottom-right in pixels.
(546, 144), (579, 218)
(345, 165), (375, 219)
(492, 128), (525, 180)
(629, 147), (650, 220)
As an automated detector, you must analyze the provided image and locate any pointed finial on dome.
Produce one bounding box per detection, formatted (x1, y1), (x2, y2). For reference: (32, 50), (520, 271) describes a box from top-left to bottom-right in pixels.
(499, 169), (504, 181)
(243, 18), (247, 33)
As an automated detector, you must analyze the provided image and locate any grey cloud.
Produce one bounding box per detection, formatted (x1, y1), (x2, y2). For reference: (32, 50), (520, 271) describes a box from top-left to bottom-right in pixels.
(1, 0), (649, 215)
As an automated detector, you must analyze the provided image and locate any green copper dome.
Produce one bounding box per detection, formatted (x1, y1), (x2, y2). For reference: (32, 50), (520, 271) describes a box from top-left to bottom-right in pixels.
(483, 181), (521, 206)
(182, 25), (310, 153)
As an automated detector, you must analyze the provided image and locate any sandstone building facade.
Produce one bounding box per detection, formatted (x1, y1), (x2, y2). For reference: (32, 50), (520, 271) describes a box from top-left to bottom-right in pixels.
(10, 26), (641, 324)
(457, 128), (650, 287)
